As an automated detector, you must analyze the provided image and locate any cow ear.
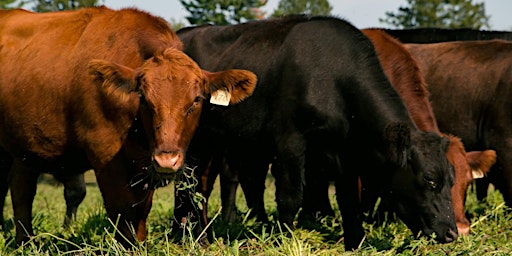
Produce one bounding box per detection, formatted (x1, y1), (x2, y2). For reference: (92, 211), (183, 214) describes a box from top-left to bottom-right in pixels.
(467, 150), (497, 179)
(88, 59), (138, 94)
(203, 69), (257, 105)
(384, 122), (411, 168)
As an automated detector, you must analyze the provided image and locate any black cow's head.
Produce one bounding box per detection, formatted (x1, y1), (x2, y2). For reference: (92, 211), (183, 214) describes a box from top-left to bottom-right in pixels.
(383, 124), (458, 243)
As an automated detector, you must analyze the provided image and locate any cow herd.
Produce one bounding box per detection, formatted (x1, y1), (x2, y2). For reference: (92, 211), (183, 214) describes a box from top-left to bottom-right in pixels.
(0, 6), (510, 251)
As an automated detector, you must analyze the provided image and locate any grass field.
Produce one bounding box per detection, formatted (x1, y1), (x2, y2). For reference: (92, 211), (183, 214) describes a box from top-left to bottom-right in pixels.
(0, 170), (511, 255)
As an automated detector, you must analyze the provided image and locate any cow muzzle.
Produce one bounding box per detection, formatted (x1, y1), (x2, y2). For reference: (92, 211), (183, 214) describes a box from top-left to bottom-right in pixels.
(153, 150), (184, 173)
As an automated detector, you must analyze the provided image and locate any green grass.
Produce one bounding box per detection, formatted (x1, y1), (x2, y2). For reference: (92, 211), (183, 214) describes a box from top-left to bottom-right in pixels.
(0, 171), (511, 255)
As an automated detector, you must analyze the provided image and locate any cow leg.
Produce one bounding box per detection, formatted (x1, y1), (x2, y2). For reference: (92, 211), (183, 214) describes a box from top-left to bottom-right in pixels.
(217, 156), (239, 223)
(272, 134), (305, 226)
(492, 159), (512, 207)
(173, 164), (210, 244)
(234, 154), (269, 223)
(336, 161), (364, 251)
(272, 161), (302, 226)
(475, 177), (490, 201)
(0, 153), (12, 228)
(10, 158), (39, 245)
(484, 136), (512, 207)
(54, 173), (86, 227)
(95, 151), (156, 247)
(196, 155), (221, 225)
(300, 152), (336, 225)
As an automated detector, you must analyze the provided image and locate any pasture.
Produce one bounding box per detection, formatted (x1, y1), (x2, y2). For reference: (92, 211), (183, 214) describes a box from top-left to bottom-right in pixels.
(0, 171), (510, 255)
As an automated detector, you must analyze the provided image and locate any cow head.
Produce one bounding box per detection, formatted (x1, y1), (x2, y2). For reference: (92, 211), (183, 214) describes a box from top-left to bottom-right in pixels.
(88, 48), (257, 175)
(445, 136), (496, 235)
(383, 125), (458, 243)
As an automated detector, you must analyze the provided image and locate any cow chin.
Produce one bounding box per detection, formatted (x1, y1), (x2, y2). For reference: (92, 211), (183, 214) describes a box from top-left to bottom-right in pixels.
(155, 165), (179, 174)
(148, 164), (178, 188)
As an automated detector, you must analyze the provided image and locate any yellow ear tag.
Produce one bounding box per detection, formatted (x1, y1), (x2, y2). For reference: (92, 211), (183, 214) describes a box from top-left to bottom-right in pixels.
(210, 88), (231, 106)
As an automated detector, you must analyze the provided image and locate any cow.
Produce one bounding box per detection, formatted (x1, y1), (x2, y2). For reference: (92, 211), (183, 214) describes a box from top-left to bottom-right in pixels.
(382, 28), (512, 44)
(189, 28), (498, 237)
(357, 29), (496, 235)
(405, 40), (512, 215)
(378, 28), (512, 203)
(176, 15), (458, 250)
(0, 7), (257, 246)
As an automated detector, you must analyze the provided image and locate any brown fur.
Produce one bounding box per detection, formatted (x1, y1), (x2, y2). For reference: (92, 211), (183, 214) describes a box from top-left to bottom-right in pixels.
(0, 7), (257, 246)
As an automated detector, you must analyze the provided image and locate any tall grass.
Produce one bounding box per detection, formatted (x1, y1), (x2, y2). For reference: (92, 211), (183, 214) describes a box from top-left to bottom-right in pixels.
(0, 171), (511, 255)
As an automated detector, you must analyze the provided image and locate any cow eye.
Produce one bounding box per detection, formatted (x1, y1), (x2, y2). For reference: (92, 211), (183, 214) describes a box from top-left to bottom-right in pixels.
(424, 176), (437, 189)
(185, 96), (203, 116)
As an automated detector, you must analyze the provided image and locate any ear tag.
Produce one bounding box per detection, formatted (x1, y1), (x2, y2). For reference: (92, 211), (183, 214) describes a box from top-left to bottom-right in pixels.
(472, 168), (485, 179)
(210, 88), (231, 106)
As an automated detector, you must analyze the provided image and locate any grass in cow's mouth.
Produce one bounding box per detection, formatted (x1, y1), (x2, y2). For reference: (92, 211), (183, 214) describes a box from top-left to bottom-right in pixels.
(0, 171), (511, 255)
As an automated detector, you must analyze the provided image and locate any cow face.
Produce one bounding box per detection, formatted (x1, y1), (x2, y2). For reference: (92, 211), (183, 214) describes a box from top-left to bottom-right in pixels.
(88, 48), (257, 175)
(387, 131), (458, 243)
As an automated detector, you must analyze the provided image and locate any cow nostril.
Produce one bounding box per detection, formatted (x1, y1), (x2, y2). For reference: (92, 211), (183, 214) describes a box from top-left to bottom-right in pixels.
(445, 228), (459, 243)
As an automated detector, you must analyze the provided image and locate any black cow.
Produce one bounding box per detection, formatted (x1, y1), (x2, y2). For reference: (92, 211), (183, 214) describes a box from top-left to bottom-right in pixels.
(405, 40), (512, 210)
(176, 15), (458, 250)
(382, 28), (512, 44)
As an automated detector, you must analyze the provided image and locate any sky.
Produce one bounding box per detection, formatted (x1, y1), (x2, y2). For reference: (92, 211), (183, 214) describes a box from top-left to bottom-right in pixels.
(101, 0), (512, 31)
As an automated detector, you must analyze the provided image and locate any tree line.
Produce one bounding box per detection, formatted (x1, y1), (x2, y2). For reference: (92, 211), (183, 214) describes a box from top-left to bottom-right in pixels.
(0, 0), (493, 31)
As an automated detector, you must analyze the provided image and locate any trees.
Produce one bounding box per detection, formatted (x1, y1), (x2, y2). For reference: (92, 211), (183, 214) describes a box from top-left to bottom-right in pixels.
(180, 0), (266, 25)
(0, 0), (24, 8)
(30, 0), (102, 12)
(380, 0), (490, 29)
(271, 0), (332, 17)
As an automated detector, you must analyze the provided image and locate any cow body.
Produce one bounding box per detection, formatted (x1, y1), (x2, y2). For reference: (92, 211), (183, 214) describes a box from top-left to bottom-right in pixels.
(177, 15), (457, 250)
(406, 40), (512, 211)
(382, 28), (512, 44)
(0, 7), (256, 245)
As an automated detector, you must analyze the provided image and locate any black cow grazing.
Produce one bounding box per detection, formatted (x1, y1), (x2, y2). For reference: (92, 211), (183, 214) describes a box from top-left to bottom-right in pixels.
(381, 28), (512, 44)
(405, 40), (512, 210)
(177, 15), (458, 250)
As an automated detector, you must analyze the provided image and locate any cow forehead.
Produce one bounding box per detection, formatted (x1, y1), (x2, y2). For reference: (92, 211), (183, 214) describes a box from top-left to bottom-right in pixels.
(139, 48), (204, 98)
(140, 49), (203, 86)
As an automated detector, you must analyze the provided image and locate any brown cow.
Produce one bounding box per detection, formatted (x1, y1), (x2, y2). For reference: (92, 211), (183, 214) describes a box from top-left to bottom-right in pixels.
(358, 29), (497, 235)
(0, 7), (256, 246)
(405, 39), (512, 220)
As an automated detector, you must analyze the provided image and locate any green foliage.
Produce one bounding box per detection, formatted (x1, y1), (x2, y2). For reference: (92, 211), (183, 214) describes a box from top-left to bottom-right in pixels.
(380, 0), (490, 29)
(271, 0), (333, 17)
(0, 0), (24, 9)
(28, 0), (103, 12)
(1, 172), (512, 254)
(168, 17), (187, 32)
(180, 0), (266, 25)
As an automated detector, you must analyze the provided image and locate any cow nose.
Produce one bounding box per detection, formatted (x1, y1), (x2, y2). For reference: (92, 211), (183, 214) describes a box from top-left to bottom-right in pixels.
(153, 150), (183, 172)
(443, 228), (459, 243)
(456, 221), (470, 235)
